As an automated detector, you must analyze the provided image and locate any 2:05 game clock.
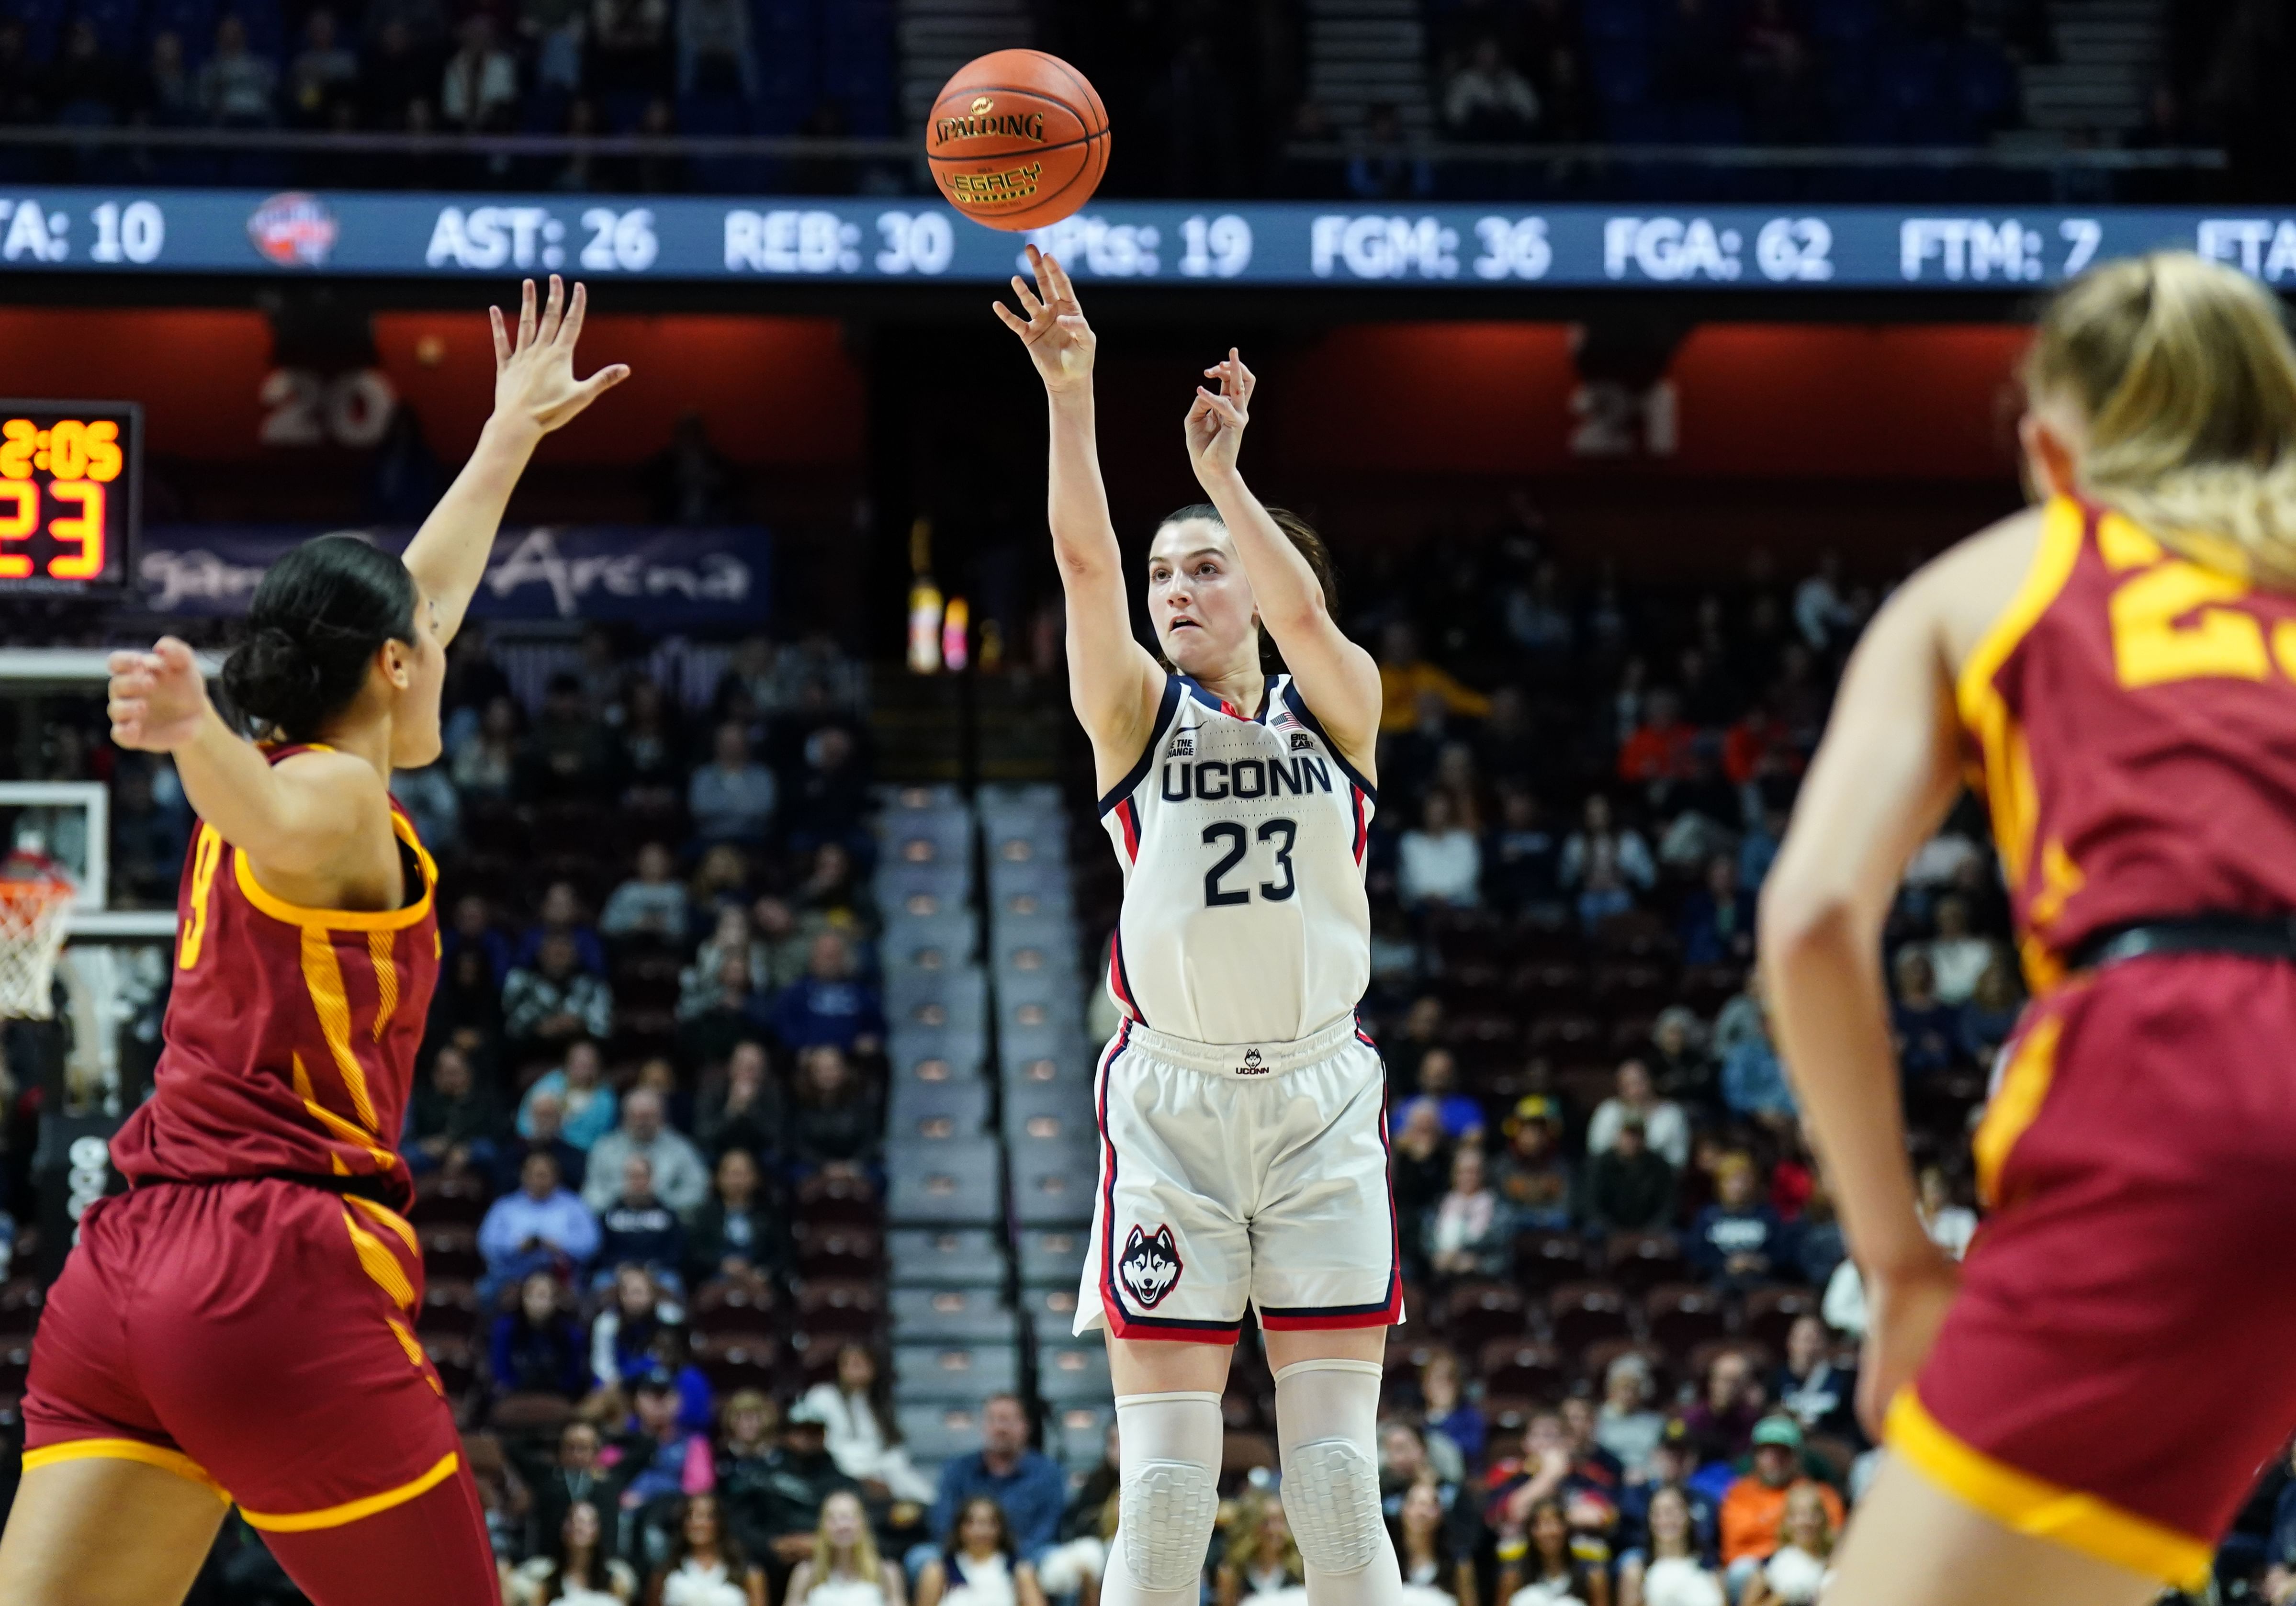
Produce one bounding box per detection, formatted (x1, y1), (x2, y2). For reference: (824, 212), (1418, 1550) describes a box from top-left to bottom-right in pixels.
(0, 401), (140, 595)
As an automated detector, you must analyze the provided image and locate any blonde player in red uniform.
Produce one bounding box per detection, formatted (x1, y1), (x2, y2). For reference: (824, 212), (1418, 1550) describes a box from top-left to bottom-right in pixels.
(1764, 250), (2296, 1606)
(0, 277), (625, 1606)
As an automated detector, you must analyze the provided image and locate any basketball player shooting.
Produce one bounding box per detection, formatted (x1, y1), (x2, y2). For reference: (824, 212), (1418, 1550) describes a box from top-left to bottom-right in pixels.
(996, 246), (1402, 1606)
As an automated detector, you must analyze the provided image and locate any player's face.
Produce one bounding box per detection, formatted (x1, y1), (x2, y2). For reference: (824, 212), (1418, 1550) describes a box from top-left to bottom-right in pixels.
(387, 581), (450, 769)
(1147, 517), (1258, 677)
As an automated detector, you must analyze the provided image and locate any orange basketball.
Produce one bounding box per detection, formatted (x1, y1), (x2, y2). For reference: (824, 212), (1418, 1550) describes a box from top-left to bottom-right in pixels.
(925, 49), (1110, 232)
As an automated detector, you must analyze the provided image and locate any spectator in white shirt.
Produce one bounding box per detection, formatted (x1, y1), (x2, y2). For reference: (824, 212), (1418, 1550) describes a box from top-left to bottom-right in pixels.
(1586, 1058), (1690, 1168)
(440, 12), (516, 128)
(582, 1088), (709, 1217)
(1399, 792), (1482, 910)
(1921, 895), (1993, 1005)
(1443, 35), (1540, 139)
(689, 721), (777, 845)
(799, 1344), (936, 1503)
(602, 840), (692, 943)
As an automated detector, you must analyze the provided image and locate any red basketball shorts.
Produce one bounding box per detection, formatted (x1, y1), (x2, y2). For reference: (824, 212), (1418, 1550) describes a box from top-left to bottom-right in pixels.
(1892, 954), (2296, 1590)
(22, 1176), (471, 1538)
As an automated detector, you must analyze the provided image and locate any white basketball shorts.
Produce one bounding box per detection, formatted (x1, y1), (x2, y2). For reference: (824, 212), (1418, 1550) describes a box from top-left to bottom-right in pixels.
(1076, 1013), (1406, 1344)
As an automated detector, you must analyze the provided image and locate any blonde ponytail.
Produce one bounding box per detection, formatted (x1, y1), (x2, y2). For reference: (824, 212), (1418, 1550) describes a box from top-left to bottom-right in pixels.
(2025, 250), (2296, 584)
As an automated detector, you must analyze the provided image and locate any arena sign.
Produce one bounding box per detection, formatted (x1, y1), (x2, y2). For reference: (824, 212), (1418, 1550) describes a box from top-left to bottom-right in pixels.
(137, 524), (769, 622)
(0, 192), (2292, 289)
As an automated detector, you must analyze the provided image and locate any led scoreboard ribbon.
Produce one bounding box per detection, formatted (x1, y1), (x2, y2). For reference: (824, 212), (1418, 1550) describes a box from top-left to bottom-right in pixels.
(0, 403), (140, 594)
(0, 191), (2294, 288)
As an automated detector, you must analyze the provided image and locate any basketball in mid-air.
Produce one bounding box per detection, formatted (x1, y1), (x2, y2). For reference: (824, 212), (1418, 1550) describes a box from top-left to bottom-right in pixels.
(925, 49), (1110, 231)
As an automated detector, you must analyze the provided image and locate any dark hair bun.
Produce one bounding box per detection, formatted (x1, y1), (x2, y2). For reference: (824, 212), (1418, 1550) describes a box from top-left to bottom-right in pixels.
(221, 534), (418, 742)
(221, 625), (329, 741)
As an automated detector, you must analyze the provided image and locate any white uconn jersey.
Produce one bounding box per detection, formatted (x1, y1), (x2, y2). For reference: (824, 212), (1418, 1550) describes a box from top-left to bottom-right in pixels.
(1098, 673), (1374, 1044)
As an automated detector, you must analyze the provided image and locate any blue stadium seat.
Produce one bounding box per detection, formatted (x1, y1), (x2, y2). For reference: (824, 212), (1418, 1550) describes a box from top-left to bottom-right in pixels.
(1021, 1282), (1086, 1342)
(1017, 1228), (1088, 1289)
(890, 1286), (1020, 1345)
(3, 0), (68, 62)
(71, 0), (140, 58)
(1949, 35), (2016, 139)
(894, 1342), (1020, 1402)
(897, 1401), (986, 1465)
(1582, 0), (1657, 45)
(1037, 1344), (1114, 1405)
(1011, 1140), (1095, 1227)
(886, 1138), (1002, 1226)
(887, 1228), (1006, 1289)
(887, 1075), (991, 1139)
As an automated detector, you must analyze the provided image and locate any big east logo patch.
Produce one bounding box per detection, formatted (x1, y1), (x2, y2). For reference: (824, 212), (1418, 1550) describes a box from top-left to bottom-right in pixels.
(1118, 1224), (1183, 1308)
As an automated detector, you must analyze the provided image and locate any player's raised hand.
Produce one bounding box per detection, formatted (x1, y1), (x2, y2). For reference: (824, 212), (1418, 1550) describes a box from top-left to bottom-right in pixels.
(995, 246), (1095, 395)
(107, 637), (209, 752)
(1185, 347), (1254, 483)
(489, 276), (631, 436)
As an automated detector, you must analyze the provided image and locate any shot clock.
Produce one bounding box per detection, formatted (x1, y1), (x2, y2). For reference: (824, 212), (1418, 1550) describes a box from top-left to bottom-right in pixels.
(0, 402), (140, 595)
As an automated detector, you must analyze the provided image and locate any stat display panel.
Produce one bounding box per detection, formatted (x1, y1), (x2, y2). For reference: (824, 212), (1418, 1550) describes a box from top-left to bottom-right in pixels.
(0, 401), (139, 595)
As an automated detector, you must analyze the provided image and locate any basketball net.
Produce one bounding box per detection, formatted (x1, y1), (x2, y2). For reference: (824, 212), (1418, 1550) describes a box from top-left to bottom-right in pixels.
(0, 849), (75, 1020)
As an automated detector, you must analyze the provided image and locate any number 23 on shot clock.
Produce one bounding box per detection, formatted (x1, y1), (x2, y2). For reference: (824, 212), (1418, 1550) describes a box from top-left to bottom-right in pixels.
(0, 401), (140, 593)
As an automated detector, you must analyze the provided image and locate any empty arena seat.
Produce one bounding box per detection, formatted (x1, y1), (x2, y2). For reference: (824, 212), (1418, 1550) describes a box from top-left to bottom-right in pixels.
(887, 1228), (1005, 1289)
(890, 1285), (1018, 1345)
(409, 1172), (489, 1228)
(1010, 1141), (1095, 1226)
(1476, 1339), (1565, 1404)
(1546, 1281), (1631, 1350)
(891, 1032), (989, 1087)
(1527, 1013), (1603, 1055)
(883, 913), (979, 969)
(1511, 1228), (1592, 1289)
(894, 1342), (1020, 1401)
(897, 1402), (985, 1465)
(1442, 1282), (1531, 1349)
(886, 1144), (1001, 1227)
(425, 1336), (478, 1399)
(420, 1226), (484, 1282)
(1017, 1228), (1089, 1289)
(417, 1279), (482, 1339)
(1603, 1230), (1689, 1292)
(1022, 1283), (1086, 1344)
(889, 1077), (992, 1138)
(692, 1331), (779, 1393)
(1054, 1404), (1114, 1469)
(1743, 1284), (1825, 1351)
(1511, 961), (1589, 1011)
(999, 1031), (1093, 1083)
(690, 1276), (779, 1338)
(796, 1171), (882, 1228)
(887, 966), (987, 1023)
(794, 1279), (885, 1342)
(1036, 1343), (1113, 1404)
(0, 1279), (41, 1340)
(1644, 1282), (1729, 1355)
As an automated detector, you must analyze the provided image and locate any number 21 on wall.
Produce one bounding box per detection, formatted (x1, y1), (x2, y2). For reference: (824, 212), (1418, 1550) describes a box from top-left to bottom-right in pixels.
(0, 482), (104, 579)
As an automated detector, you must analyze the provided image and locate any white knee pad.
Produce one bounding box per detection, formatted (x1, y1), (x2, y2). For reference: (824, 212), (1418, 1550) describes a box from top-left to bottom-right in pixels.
(1113, 1391), (1223, 1595)
(1273, 1358), (1387, 1576)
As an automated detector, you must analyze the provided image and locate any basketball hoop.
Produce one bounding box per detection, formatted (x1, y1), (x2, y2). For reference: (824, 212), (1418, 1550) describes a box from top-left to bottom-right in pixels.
(0, 851), (76, 1020)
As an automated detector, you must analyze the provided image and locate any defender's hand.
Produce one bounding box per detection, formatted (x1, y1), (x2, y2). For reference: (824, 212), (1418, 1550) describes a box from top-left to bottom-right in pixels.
(107, 637), (210, 752)
(995, 246), (1096, 395)
(489, 276), (631, 436)
(1185, 347), (1254, 483)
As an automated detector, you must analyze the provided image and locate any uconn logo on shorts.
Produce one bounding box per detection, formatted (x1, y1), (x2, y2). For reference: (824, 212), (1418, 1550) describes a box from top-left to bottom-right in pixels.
(1118, 1224), (1183, 1307)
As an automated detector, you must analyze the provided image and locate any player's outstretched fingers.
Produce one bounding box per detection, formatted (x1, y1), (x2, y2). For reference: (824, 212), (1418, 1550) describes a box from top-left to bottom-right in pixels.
(559, 281), (588, 347)
(539, 274), (565, 344)
(489, 305), (510, 367)
(517, 278), (538, 349)
(1010, 274), (1045, 321)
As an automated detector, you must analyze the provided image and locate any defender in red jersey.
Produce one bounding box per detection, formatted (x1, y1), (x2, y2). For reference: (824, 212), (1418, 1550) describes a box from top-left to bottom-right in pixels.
(0, 277), (628, 1606)
(1762, 252), (2296, 1606)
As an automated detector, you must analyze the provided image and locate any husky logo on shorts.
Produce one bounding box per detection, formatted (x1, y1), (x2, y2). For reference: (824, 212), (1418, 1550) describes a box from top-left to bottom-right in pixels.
(1237, 1047), (1268, 1076)
(1118, 1224), (1183, 1307)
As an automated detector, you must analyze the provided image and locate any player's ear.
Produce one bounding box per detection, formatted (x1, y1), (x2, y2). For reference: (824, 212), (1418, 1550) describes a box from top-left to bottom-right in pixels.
(377, 638), (414, 694)
(2019, 404), (2083, 502)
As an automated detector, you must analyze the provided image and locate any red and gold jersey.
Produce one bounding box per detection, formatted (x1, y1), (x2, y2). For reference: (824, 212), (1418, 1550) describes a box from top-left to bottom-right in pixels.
(1961, 495), (2296, 990)
(112, 745), (440, 1211)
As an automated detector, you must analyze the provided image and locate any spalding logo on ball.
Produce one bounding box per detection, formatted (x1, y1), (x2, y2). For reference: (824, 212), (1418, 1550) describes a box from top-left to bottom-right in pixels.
(925, 49), (1110, 231)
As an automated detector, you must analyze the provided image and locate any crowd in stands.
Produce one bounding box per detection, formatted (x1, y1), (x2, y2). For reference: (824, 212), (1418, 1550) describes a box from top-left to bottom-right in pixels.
(5, 0), (2284, 202)
(11, 500), (2296, 1600)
